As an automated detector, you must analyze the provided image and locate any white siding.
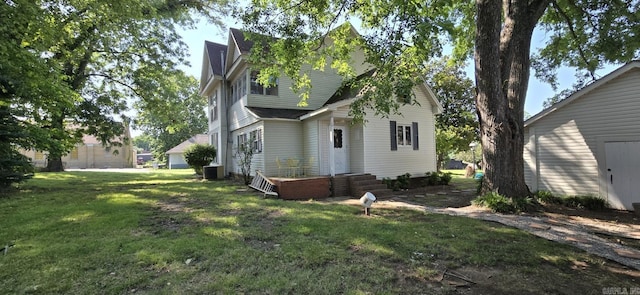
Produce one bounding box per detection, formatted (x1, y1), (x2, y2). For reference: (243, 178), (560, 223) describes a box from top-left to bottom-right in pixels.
(262, 121), (304, 177)
(524, 68), (640, 197)
(228, 96), (257, 131)
(246, 66), (343, 110)
(303, 120), (320, 176)
(230, 123), (265, 176)
(168, 153), (188, 169)
(362, 87), (438, 179)
(349, 122), (365, 174)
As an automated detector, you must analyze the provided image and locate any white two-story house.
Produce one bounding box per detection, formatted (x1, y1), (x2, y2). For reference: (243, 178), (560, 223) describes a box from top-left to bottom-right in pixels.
(199, 25), (442, 181)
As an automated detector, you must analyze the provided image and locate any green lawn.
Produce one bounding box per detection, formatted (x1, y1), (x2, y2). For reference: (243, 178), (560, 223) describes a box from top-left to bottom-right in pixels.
(0, 170), (636, 294)
(443, 169), (479, 190)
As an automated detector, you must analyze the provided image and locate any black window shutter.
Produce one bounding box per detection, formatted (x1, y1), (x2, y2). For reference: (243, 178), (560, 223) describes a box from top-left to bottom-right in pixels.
(390, 121), (397, 151)
(412, 122), (419, 150)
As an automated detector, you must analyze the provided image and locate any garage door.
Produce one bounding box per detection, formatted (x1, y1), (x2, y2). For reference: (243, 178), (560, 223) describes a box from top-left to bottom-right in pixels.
(605, 141), (640, 210)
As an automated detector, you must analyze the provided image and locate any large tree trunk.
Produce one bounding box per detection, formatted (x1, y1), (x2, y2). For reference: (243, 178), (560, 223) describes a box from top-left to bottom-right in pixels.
(474, 0), (548, 198)
(45, 115), (66, 172)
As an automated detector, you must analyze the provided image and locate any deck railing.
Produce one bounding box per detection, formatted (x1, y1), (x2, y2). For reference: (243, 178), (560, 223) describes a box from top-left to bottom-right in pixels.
(248, 170), (278, 198)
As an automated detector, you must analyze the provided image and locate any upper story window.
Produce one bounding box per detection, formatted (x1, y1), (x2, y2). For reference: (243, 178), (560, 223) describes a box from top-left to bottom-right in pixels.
(250, 71), (278, 96)
(209, 94), (218, 122)
(231, 70), (247, 104)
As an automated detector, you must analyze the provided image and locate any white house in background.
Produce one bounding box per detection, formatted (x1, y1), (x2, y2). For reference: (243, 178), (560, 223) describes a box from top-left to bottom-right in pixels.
(524, 61), (640, 211)
(166, 134), (209, 169)
(199, 25), (442, 180)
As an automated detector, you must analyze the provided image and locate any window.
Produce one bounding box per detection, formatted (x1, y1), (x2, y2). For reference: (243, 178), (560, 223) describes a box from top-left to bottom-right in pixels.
(250, 71), (263, 95)
(250, 129), (263, 153)
(34, 151), (44, 160)
(237, 133), (248, 147)
(70, 147), (79, 160)
(250, 71), (278, 96)
(397, 125), (412, 146)
(333, 129), (343, 148)
(210, 133), (218, 162)
(231, 71), (247, 104)
(209, 94), (217, 122)
(390, 121), (419, 151)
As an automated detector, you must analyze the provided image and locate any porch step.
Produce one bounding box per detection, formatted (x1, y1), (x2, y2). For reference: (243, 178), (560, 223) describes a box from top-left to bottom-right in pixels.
(351, 179), (382, 187)
(347, 173), (393, 199)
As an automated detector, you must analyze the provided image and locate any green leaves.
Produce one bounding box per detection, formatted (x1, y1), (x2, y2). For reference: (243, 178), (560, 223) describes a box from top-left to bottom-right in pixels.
(2, 0), (229, 171)
(133, 72), (208, 162)
(535, 0), (640, 84)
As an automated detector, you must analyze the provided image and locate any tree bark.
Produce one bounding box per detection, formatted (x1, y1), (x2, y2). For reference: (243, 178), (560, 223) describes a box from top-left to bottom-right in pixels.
(45, 115), (66, 172)
(474, 0), (548, 198)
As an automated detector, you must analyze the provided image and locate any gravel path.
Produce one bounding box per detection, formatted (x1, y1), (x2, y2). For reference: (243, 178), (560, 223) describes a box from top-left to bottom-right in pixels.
(425, 205), (640, 271)
(327, 197), (640, 271)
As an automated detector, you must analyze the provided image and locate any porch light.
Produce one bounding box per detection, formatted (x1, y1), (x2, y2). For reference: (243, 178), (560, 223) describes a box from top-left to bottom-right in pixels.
(360, 192), (376, 216)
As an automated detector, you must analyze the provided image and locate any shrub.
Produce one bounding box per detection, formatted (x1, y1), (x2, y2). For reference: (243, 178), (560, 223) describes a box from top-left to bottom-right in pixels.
(184, 144), (217, 175)
(473, 192), (535, 213)
(424, 172), (440, 186)
(472, 192), (516, 213)
(396, 173), (411, 190)
(383, 177), (399, 191)
(0, 148), (34, 190)
(564, 195), (607, 210)
(438, 172), (453, 185)
(534, 190), (563, 205)
(577, 195), (607, 210)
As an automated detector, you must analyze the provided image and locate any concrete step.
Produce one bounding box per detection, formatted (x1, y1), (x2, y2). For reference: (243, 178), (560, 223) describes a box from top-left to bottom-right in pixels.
(348, 174), (377, 183)
(354, 183), (388, 191)
(352, 179), (384, 187)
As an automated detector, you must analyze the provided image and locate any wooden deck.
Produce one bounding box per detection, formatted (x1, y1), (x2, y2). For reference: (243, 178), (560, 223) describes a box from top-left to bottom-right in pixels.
(270, 176), (331, 200)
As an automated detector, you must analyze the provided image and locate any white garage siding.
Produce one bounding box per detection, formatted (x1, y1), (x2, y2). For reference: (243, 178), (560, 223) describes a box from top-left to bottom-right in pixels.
(524, 66), (640, 200)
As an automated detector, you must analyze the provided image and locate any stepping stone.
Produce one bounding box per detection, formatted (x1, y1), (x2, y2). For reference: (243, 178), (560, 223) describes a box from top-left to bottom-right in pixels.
(414, 195), (425, 198)
(529, 223), (551, 230)
(614, 248), (640, 259)
(565, 236), (591, 244)
(436, 192), (447, 195)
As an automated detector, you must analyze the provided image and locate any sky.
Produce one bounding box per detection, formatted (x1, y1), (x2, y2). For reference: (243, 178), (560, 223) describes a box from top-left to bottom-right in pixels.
(176, 18), (621, 118)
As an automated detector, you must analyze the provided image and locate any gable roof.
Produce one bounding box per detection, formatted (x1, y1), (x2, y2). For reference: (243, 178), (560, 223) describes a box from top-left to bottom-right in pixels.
(323, 69), (443, 114)
(229, 28), (255, 53)
(324, 69), (375, 106)
(246, 107), (310, 120)
(205, 41), (228, 76)
(525, 60), (640, 127)
(166, 134), (209, 154)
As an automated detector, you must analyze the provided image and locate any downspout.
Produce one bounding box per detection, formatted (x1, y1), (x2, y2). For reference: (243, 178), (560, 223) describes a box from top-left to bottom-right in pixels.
(221, 51), (231, 177)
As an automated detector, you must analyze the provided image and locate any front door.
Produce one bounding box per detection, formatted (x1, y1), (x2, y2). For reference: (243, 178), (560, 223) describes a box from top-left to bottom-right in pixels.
(605, 141), (640, 210)
(333, 126), (349, 174)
